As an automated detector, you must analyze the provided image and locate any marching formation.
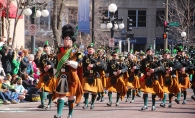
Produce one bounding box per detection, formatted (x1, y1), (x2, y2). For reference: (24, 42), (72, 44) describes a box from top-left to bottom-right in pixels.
(35, 24), (195, 118)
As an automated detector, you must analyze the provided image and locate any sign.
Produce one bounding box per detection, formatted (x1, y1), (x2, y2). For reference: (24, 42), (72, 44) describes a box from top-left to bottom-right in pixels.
(109, 38), (115, 47)
(29, 24), (37, 36)
(78, 0), (90, 34)
(169, 22), (179, 27)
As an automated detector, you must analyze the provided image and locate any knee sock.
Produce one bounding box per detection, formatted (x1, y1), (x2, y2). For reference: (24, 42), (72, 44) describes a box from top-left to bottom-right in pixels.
(84, 93), (89, 105)
(162, 93), (167, 104)
(177, 92), (181, 100)
(97, 93), (101, 98)
(108, 92), (112, 102)
(91, 94), (96, 105)
(48, 94), (52, 106)
(169, 94), (174, 104)
(68, 100), (74, 116)
(116, 93), (120, 102)
(126, 89), (131, 98)
(40, 92), (45, 106)
(101, 92), (104, 99)
(143, 94), (148, 107)
(183, 91), (187, 100)
(152, 94), (156, 106)
(57, 99), (64, 116)
(132, 90), (135, 100)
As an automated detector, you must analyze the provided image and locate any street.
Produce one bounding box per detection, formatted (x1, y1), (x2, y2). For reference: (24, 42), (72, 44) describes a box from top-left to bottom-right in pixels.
(0, 89), (195, 118)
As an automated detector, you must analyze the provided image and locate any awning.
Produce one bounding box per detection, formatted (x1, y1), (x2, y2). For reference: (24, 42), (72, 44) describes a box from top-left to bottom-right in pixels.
(0, 0), (23, 19)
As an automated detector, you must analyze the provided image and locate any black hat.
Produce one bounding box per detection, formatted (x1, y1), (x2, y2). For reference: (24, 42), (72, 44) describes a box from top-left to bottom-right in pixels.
(146, 45), (153, 52)
(61, 24), (76, 42)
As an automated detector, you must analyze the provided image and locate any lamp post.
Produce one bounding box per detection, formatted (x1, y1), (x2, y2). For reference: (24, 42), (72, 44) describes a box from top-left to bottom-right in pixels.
(100, 3), (124, 52)
(22, 0), (49, 55)
(181, 31), (186, 48)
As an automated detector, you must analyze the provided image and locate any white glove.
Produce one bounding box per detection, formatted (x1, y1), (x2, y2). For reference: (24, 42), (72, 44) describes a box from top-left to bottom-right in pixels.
(113, 71), (118, 76)
(67, 61), (78, 69)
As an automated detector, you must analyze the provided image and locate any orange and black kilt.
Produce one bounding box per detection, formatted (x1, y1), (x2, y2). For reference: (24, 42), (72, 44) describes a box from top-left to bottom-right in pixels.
(106, 75), (127, 100)
(125, 73), (140, 89)
(162, 74), (180, 94)
(178, 73), (191, 89)
(36, 72), (55, 93)
(82, 76), (104, 93)
(140, 76), (164, 99)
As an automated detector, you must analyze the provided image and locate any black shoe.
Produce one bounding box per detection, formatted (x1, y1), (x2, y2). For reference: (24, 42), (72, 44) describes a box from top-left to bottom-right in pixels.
(76, 103), (80, 107)
(67, 115), (72, 118)
(151, 106), (155, 111)
(100, 98), (104, 102)
(64, 101), (69, 106)
(182, 100), (186, 104)
(125, 98), (129, 102)
(160, 103), (165, 108)
(90, 104), (94, 109)
(45, 105), (51, 109)
(168, 104), (172, 108)
(191, 95), (195, 101)
(107, 101), (112, 106)
(96, 96), (101, 101)
(37, 104), (44, 108)
(54, 114), (61, 118)
(175, 99), (180, 104)
(141, 106), (148, 110)
(82, 104), (88, 109)
(136, 93), (141, 97)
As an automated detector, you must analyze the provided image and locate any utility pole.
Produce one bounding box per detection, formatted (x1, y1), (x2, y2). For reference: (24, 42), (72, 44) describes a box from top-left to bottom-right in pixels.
(92, 0), (95, 43)
(164, 0), (168, 50)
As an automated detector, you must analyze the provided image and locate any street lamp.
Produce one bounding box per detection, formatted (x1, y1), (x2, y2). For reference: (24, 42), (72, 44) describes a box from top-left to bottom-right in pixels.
(100, 3), (125, 38)
(22, 1), (49, 55)
(181, 31), (186, 48)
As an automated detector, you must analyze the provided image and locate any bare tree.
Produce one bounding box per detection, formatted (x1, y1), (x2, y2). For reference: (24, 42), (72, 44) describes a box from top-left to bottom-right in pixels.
(167, 0), (195, 42)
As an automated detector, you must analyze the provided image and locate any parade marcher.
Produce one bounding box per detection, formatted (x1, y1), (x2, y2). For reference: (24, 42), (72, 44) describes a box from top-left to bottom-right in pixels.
(36, 42), (54, 109)
(159, 49), (180, 108)
(174, 46), (193, 104)
(140, 47), (164, 111)
(53, 24), (83, 118)
(106, 50), (128, 106)
(125, 53), (140, 103)
(96, 48), (107, 102)
(82, 43), (104, 109)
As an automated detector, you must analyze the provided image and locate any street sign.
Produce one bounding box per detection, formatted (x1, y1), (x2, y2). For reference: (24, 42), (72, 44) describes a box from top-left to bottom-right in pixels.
(109, 38), (115, 47)
(169, 22), (179, 27)
(29, 24), (37, 36)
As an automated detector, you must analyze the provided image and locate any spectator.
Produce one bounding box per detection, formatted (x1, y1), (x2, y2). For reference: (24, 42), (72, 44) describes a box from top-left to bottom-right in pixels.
(34, 47), (43, 67)
(14, 77), (27, 101)
(11, 51), (21, 76)
(1, 46), (13, 74)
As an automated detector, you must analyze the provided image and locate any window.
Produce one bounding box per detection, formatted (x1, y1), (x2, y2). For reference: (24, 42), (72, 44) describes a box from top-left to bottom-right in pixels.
(128, 10), (146, 27)
(156, 10), (165, 27)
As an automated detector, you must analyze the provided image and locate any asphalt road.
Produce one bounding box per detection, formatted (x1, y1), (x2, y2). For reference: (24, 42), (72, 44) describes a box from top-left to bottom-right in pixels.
(0, 89), (195, 118)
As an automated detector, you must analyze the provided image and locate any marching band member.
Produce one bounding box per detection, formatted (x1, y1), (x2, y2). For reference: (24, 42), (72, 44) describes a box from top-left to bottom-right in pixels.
(82, 44), (104, 109)
(53, 24), (83, 118)
(36, 43), (54, 109)
(106, 50), (128, 106)
(140, 47), (164, 111)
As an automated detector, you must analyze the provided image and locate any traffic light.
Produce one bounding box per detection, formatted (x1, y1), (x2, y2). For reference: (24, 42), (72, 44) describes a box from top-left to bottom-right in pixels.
(164, 21), (169, 32)
(163, 33), (167, 39)
(127, 18), (133, 31)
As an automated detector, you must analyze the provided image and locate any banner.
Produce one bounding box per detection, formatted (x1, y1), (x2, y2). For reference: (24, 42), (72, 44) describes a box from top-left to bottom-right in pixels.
(78, 0), (90, 34)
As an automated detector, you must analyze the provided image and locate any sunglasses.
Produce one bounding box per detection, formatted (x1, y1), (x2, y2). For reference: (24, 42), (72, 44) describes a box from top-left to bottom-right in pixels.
(113, 55), (117, 57)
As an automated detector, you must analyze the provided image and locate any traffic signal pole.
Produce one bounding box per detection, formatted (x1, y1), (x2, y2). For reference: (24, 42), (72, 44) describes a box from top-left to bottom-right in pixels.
(164, 0), (168, 50)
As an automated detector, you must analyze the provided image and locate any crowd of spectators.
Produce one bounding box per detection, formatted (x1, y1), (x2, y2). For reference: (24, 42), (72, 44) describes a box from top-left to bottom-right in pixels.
(0, 37), (44, 105)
